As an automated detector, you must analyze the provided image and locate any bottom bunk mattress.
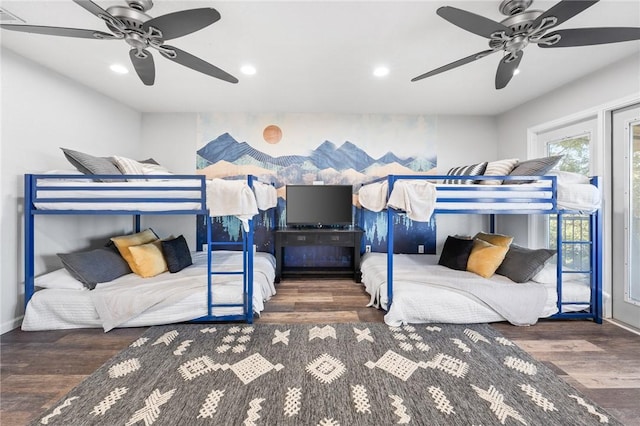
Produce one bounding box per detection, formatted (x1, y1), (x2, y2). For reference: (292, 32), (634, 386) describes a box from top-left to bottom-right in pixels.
(360, 252), (591, 327)
(22, 251), (276, 332)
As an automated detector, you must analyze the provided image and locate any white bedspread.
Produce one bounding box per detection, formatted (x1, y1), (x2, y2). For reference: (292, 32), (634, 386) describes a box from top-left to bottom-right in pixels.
(361, 253), (551, 326)
(23, 252), (276, 332)
(207, 179), (259, 230)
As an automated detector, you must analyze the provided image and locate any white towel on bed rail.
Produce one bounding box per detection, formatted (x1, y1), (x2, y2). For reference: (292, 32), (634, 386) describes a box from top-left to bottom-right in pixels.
(358, 181), (389, 212)
(253, 181), (278, 210)
(206, 179), (258, 231)
(387, 180), (437, 222)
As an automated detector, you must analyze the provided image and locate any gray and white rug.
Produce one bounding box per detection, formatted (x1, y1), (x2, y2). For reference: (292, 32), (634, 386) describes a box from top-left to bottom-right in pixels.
(32, 323), (620, 425)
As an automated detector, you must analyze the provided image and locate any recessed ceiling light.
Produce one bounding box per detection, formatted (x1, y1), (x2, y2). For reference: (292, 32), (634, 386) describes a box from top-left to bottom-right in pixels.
(513, 68), (521, 76)
(373, 66), (389, 78)
(241, 65), (257, 75)
(110, 64), (129, 75)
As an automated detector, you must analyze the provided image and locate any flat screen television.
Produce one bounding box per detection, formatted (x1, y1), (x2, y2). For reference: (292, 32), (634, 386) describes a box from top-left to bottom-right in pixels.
(285, 185), (353, 228)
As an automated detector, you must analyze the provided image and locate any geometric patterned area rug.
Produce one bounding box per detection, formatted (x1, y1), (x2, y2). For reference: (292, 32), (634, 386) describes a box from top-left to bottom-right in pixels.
(31, 323), (621, 425)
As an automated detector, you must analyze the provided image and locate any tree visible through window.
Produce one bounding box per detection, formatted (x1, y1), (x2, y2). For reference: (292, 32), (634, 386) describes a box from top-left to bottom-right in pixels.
(547, 135), (590, 175)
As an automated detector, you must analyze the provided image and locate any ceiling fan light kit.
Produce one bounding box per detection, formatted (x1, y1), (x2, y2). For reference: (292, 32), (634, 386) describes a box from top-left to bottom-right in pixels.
(0, 0), (238, 86)
(412, 0), (640, 90)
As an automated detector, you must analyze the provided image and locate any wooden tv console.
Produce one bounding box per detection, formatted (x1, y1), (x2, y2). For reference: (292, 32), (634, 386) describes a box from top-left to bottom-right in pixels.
(274, 226), (364, 283)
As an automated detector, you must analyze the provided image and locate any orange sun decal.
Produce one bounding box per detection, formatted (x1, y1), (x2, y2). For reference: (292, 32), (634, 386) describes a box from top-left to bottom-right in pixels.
(263, 125), (282, 144)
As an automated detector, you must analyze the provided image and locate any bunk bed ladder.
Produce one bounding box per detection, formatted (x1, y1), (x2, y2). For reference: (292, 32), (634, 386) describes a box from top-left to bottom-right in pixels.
(552, 176), (602, 323)
(202, 216), (254, 324)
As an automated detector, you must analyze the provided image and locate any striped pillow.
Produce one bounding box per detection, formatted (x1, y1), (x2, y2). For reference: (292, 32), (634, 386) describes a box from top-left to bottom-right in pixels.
(444, 162), (488, 185)
(479, 158), (519, 185)
(112, 156), (145, 180)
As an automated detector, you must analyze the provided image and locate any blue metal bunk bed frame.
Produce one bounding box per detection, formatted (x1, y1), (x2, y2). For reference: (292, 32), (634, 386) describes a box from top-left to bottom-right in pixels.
(24, 173), (262, 324)
(361, 174), (603, 323)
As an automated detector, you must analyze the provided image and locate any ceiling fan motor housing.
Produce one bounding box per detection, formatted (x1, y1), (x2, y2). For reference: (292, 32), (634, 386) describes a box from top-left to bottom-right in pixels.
(126, 0), (153, 12)
(499, 0), (533, 16)
(105, 5), (151, 32)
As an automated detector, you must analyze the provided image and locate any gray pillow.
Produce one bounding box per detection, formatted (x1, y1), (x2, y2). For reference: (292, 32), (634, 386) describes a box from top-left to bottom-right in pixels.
(506, 155), (563, 184)
(495, 245), (556, 283)
(444, 162), (488, 185)
(61, 148), (123, 182)
(58, 248), (132, 289)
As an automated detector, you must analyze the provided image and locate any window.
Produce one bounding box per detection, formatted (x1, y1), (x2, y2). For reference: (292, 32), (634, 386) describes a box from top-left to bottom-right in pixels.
(532, 117), (597, 278)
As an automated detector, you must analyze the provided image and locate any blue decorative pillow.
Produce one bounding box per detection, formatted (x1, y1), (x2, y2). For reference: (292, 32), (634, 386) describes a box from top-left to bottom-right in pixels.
(161, 235), (193, 273)
(58, 248), (132, 289)
(438, 236), (474, 270)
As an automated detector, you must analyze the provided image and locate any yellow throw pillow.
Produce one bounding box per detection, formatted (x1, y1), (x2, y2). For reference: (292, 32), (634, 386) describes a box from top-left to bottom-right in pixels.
(467, 238), (509, 278)
(110, 229), (158, 275)
(128, 240), (167, 278)
(474, 232), (513, 247)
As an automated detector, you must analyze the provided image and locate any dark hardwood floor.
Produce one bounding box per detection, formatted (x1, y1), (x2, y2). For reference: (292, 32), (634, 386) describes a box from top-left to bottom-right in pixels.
(2, 278), (639, 425)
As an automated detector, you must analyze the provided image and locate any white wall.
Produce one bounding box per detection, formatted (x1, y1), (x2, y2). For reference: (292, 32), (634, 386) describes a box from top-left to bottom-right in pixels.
(435, 115), (498, 240)
(0, 48), (142, 333)
(140, 113), (199, 246)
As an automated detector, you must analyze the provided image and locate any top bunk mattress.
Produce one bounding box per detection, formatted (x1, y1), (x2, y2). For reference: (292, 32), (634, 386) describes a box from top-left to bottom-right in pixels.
(25, 174), (277, 215)
(358, 174), (601, 215)
(27, 175), (206, 212)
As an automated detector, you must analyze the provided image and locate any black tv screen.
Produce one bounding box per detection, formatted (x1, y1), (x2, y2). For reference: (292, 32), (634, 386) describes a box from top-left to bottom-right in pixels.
(285, 185), (353, 227)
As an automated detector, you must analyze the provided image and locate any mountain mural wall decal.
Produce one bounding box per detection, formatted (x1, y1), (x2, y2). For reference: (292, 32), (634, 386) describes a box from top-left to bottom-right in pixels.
(197, 132), (436, 187)
(197, 131), (437, 257)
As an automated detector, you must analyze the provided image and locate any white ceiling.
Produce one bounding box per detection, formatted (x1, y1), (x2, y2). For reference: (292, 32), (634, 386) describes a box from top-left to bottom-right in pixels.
(1, 0), (639, 115)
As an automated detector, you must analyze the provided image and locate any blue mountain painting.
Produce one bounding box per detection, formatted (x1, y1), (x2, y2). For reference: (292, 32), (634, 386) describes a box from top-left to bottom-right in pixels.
(198, 132), (437, 263)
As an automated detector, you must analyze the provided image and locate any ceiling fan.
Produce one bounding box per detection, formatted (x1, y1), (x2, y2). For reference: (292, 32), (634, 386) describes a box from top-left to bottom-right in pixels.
(0, 0), (238, 86)
(411, 0), (640, 89)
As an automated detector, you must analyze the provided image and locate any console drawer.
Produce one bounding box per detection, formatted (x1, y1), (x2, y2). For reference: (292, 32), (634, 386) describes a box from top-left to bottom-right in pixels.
(315, 233), (353, 245)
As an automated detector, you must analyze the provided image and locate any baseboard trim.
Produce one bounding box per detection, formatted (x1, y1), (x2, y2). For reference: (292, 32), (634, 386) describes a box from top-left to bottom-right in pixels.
(606, 318), (640, 336)
(1, 316), (23, 335)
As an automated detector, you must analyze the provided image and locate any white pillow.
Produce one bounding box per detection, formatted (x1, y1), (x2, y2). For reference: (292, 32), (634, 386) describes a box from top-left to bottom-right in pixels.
(34, 268), (86, 290)
(480, 158), (519, 185)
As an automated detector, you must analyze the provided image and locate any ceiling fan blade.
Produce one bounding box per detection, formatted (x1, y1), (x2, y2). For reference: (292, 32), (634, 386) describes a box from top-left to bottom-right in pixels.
(495, 50), (523, 90)
(72, 0), (124, 29)
(129, 49), (155, 86)
(538, 27), (640, 48)
(143, 8), (221, 41)
(159, 45), (238, 83)
(437, 6), (512, 39)
(531, 0), (599, 30)
(411, 49), (497, 82)
(0, 23), (116, 39)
